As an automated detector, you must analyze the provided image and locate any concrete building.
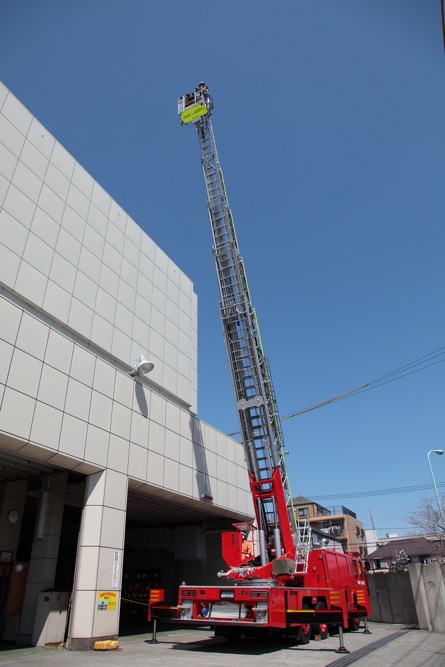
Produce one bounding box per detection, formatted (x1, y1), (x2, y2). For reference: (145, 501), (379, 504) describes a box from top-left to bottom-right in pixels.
(364, 528), (379, 554)
(0, 82), (254, 649)
(293, 496), (367, 556)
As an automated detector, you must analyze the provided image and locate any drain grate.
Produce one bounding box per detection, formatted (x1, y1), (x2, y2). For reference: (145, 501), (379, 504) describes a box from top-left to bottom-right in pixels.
(326, 630), (409, 667)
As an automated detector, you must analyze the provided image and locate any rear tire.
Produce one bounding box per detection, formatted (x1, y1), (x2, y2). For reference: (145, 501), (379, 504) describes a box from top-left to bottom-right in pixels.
(297, 604), (311, 645)
(347, 616), (360, 632)
(311, 602), (328, 640)
(297, 624), (311, 645)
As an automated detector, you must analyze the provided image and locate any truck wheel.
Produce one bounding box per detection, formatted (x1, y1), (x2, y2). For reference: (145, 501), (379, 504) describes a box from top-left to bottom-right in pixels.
(296, 603), (311, 645)
(347, 616), (360, 632)
(297, 624), (311, 645)
(311, 602), (328, 640)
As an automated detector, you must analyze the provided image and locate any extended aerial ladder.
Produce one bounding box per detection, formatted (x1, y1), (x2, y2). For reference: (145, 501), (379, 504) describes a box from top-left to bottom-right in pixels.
(173, 84), (371, 643)
(178, 83), (310, 578)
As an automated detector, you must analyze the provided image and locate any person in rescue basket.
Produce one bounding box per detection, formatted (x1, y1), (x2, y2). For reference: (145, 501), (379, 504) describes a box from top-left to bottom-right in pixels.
(241, 532), (252, 560)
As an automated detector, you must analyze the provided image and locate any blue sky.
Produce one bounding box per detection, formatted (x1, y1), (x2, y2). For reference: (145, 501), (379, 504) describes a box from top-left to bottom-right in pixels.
(1, 1), (444, 537)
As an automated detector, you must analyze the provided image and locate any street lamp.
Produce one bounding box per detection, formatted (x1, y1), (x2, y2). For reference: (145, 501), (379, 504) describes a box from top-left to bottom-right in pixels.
(427, 449), (445, 529)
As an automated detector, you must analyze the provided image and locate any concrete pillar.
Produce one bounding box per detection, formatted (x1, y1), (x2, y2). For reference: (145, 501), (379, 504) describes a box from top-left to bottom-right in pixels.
(67, 469), (128, 650)
(408, 562), (432, 631)
(420, 562), (445, 633)
(17, 473), (67, 645)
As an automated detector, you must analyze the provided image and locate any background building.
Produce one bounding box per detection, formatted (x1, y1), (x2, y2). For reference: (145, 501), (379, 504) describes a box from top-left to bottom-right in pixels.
(365, 535), (445, 571)
(0, 82), (254, 649)
(293, 495), (367, 556)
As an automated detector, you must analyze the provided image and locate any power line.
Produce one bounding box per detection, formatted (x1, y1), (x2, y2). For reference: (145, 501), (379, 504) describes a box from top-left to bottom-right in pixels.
(304, 347), (445, 418)
(226, 345), (445, 436)
(366, 527), (412, 532)
(280, 383), (369, 422)
(309, 480), (445, 501)
(369, 346), (445, 384)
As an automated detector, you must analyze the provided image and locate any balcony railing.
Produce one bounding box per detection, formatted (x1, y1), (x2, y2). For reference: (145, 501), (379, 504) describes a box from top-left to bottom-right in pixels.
(316, 521), (345, 537)
(313, 505), (357, 519)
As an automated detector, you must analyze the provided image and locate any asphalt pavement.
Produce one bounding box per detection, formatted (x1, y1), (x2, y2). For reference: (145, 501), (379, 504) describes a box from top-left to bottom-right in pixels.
(0, 622), (444, 667)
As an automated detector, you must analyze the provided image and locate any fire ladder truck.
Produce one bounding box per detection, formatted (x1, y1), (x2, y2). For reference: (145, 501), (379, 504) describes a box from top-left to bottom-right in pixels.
(175, 83), (371, 645)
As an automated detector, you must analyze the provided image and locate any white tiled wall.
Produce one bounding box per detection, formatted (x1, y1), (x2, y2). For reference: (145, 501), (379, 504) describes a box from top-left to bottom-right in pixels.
(0, 81), (251, 517)
(0, 260), (251, 513)
(0, 82), (196, 410)
(0, 292), (251, 514)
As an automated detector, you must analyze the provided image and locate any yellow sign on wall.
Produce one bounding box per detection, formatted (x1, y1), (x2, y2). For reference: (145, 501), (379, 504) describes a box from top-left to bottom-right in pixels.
(97, 591), (117, 611)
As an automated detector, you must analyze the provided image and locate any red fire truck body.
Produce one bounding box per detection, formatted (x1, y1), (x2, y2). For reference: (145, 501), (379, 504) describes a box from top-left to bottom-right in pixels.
(176, 84), (371, 643)
(177, 474), (370, 641)
(177, 496), (370, 640)
(178, 552), (369, 640)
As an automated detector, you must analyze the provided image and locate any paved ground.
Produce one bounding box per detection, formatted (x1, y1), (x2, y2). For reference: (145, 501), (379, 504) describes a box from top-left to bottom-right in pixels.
(0, 622), (444, 666)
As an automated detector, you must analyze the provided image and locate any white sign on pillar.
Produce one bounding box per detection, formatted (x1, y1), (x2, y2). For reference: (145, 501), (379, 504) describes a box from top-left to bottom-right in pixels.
(112, 550), (120, 590)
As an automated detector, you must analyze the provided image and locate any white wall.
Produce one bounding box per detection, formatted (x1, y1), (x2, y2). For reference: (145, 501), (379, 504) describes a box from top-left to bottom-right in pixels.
(0, 81), (252, 516)
(0, 81), (197, 412)
(0, 288), (252, 514)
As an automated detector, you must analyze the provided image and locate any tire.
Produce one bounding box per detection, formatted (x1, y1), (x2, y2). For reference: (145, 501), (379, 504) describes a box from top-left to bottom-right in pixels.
(311, 602), (328, 640)
(347, 616), (360, 632)
(297, 604), (311, 645)
(298, 623), (311, 645)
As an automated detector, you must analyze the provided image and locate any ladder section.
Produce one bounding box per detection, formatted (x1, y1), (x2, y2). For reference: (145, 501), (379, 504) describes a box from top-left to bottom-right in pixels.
(200, 119), (281, 481)
(179, 84), (300, 555)
(295, 521), (311, 574)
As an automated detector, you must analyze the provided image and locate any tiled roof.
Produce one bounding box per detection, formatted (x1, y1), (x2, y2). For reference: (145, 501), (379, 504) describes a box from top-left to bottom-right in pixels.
(366, 536), (445, 560)
(292, 495), (313, 505)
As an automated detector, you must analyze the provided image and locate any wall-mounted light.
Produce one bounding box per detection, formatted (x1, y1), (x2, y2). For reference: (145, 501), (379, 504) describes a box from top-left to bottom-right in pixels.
(14, 563), (24, 574)
(8, 510), (19, 524)
(129, 355), (154, 378)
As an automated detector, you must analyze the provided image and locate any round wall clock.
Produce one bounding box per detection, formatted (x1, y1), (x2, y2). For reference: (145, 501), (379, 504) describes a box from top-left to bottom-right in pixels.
(8, 510), (19, 524)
